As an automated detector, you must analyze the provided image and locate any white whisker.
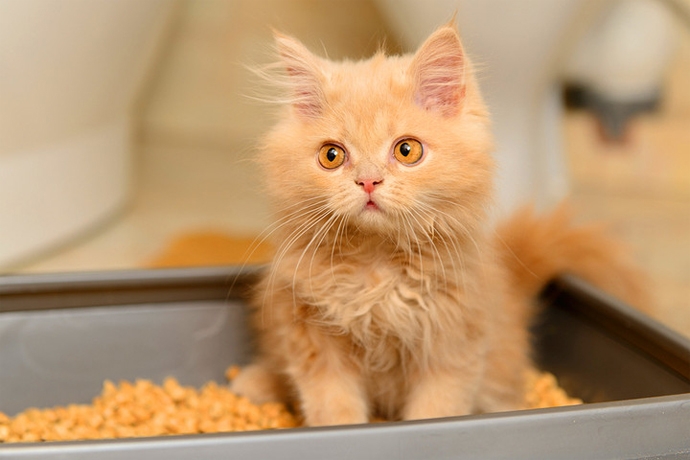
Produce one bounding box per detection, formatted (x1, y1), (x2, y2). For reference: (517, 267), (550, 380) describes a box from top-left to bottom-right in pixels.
(408, 207), (449, 293)
(261, 204), (332, 316)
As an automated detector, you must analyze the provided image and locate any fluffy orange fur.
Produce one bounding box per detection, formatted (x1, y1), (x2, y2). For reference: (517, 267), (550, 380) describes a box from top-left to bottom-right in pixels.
(231, 24), (647, 426)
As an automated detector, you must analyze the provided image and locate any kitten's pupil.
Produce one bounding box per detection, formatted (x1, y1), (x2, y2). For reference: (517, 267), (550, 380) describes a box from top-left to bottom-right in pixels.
(327, 148), (338, 162)
(400, 143), (411, 157)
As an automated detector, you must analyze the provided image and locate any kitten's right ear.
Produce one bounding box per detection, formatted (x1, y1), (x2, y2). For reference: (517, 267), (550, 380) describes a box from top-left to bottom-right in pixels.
(410, 25), (466, 118)
(274, 32), (325, 120)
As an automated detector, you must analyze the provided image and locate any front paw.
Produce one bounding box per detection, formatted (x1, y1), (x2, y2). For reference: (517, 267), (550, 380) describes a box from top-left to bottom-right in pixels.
(402, 373), (474, 421)
(302, 400), (368, 427)
(230, 363), (286, 405)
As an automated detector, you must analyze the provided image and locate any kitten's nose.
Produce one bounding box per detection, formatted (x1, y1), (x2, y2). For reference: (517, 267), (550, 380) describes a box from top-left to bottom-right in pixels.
(356, 178), (383, 194)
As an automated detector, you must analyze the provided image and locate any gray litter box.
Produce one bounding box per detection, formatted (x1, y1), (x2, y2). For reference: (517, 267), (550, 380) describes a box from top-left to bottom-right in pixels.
(0, 267), (689, 459)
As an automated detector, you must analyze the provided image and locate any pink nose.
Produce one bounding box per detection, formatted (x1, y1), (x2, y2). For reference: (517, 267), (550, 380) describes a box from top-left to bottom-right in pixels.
(356, 178), (383, 194)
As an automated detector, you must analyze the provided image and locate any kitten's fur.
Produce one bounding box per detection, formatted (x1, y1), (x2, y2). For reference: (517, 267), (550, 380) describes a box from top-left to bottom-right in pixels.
(232, 24), (647, 426)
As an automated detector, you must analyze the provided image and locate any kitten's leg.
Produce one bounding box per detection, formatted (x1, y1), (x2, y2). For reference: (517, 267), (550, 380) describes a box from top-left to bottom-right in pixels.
(402, 367), (479, 420)
(474, 297), (533, 413)
(286, 333), (368, 426)
(292, 366), (368, 426)
(474, 367), (529, 413)
(230, 361), (288, 405)
(474, 341), (531, 412)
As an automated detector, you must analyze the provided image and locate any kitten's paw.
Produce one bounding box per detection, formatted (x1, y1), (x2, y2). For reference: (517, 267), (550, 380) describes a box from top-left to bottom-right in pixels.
(403, 401), (468, 421)
(402, 373), (474, 421)
(230, 363), (287, 405)
(303, 403), (368, 427)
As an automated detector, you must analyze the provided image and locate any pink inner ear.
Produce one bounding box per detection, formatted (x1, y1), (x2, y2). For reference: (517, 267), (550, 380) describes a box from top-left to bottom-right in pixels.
(413, 30), (466, 118)
(286, 65), (322, 119)
(275, 33), (324, 120)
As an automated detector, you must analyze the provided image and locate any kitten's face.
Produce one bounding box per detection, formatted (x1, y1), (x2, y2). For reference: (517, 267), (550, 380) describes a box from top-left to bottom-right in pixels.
(261, 26), (494, 239)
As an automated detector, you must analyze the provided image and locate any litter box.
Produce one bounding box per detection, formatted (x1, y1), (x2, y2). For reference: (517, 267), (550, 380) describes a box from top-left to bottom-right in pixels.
(0, 267), (688, 459)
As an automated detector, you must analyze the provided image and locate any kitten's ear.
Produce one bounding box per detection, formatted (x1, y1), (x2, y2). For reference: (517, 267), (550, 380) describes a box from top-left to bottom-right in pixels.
(410, 25), (466, 117)
(274, 31), (325, 120)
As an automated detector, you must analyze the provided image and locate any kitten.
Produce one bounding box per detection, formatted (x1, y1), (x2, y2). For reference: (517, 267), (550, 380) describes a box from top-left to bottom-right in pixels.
(231, 23), (647, 426)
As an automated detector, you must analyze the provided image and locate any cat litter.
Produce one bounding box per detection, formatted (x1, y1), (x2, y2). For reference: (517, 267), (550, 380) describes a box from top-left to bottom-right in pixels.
(0, 366), (579, 443)
(0, 372), (297, 443)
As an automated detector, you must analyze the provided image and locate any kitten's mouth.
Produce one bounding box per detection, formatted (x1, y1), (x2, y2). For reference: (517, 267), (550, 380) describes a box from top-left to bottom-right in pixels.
(365, 200), (380, 211)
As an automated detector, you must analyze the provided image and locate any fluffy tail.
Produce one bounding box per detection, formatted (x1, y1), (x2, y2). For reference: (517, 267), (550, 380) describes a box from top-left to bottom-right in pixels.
(495, 203), (651, 312)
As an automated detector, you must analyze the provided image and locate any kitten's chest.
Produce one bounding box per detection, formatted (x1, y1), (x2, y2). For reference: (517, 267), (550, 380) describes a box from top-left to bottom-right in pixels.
(303, 252), (415, 304)
(296, 251), (444, 343)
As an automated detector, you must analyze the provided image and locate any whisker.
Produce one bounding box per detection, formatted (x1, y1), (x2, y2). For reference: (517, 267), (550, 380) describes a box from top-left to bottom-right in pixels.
(413, 205), (464, 293)
(415, 201), (485, 295)
(259, 204), (330, 312)
(425, 202), (486, 271)
(408, 207), (449, 293)
(330, 214), (348, 284)
(261, 205), (332, 313)
(237, 197), (327, 266)
(298, 212), (341, 302)
(228, 198), (330, 308)
(400, 210), (425, 286)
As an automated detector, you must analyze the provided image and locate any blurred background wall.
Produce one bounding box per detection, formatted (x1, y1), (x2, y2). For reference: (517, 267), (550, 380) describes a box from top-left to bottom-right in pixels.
(140, 0), (403, 150)
(1, 0), (689, 335)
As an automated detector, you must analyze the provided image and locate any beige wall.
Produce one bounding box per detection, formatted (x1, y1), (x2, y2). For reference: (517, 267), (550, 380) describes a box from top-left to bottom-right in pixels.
(138, 0), (690, 148)
(137, 0), (689, 200)
(138, 0), (400, 150)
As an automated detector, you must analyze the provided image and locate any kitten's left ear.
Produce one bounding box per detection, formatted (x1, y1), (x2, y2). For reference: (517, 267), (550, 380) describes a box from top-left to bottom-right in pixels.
(273, 31), (325, 120)
(410, 25), (466, 117)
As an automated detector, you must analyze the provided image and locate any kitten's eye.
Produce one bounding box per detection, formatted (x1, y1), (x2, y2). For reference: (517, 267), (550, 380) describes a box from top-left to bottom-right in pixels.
(318, 144), (346, 170)
(393, 138), (424, 165)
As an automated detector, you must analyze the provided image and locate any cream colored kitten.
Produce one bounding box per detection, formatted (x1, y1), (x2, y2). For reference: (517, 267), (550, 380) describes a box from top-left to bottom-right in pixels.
(231, 23), (647, 426)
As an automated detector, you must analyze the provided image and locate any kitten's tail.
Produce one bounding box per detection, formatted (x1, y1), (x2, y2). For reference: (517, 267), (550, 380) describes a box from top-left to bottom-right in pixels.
(495, 203), (651, 312)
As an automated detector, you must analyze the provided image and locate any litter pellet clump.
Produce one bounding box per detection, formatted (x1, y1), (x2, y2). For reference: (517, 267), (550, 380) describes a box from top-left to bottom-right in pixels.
(523, 369), (582, 408)
(0, 367), (579, 443)
(0, 373), (298, 443)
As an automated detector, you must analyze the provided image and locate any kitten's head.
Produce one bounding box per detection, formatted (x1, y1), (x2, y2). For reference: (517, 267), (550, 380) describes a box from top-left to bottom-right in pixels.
(260, 24), (494, 241)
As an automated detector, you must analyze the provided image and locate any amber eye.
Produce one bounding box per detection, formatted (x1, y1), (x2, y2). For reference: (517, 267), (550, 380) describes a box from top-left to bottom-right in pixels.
(393, 138), (424, 165)
(317, 144), (346, 170)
